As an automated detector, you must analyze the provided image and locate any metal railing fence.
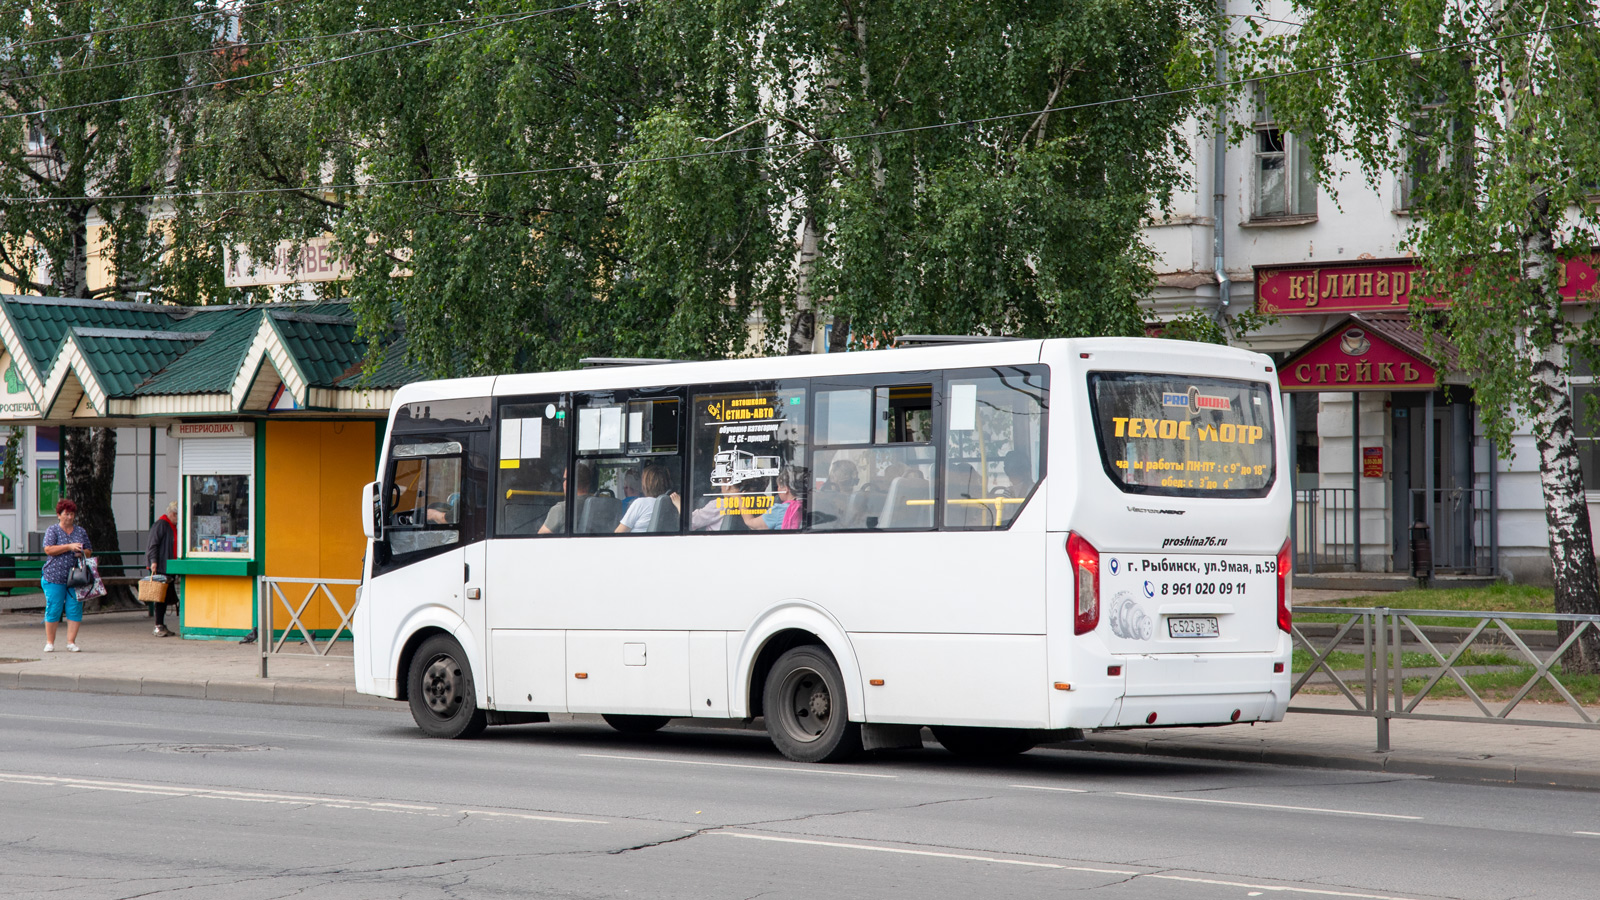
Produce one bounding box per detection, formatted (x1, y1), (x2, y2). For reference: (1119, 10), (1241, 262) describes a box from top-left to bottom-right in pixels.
(257, 576), (361, 678)
(1293, 488), (1355, 573)
(1289, 606), (1600, 750)
(1407, 487), (1495, 574)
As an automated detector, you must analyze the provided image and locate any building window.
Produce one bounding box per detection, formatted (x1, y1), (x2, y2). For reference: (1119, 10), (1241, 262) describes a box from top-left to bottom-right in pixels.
(1253, 92), (1317, 220)
(1572, 355), (1600, 493)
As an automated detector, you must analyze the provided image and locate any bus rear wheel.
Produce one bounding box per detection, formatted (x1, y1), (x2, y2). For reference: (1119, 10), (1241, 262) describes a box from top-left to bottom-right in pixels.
(602, 714), (671, 734)
(763, 646), (861, 763)
(407, 634), (488, 739)
(931, 726), (1039, 758)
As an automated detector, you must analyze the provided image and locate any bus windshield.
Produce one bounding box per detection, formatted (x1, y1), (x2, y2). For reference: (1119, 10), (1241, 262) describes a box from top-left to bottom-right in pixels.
(1089, 373), (1276, 498)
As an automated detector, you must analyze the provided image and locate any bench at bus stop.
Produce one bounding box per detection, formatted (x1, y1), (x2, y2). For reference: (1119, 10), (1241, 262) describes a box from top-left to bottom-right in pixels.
(0, 550), (151, 601)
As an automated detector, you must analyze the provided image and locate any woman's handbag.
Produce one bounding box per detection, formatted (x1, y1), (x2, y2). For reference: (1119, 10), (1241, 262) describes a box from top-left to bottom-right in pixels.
(76, 557), (107, 602)
(65, 555), (93, 589)
(138, 573), (168, 604)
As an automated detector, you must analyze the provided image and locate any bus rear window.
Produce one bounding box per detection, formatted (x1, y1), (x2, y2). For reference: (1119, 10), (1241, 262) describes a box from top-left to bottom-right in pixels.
(1089, 373), (1275, 498)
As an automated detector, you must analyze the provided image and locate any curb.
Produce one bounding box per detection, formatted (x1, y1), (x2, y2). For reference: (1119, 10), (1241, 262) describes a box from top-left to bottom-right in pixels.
(1072, 735), (1600, 791)
(0, 669), (401, 711)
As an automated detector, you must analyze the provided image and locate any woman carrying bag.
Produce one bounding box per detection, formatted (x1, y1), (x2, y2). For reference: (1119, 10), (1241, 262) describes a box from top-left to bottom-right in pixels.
(41, 499), (92, 653)
(145, 501), (180, 637)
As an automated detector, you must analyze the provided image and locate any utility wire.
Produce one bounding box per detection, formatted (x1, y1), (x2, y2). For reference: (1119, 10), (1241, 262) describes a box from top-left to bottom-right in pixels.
(0, 0), (628, 122)
(3, 0), (282, 51)
(0, 7), (566, 87)
(3, 10), (1596, 205)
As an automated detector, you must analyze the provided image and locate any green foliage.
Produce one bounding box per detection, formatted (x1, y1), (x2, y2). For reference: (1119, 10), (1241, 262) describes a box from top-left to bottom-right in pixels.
(181, 0), (1210, 375)
(1236, 1), (1600, 458)
(1158, 306), (1277, 344)
(0, 1), (224, 301)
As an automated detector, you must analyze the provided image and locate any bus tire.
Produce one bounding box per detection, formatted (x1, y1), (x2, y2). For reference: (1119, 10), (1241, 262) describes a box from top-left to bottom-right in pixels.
(931, 726), (1039, 758)
(763, 646), (861, 763)
(602, 714), (671, 735)
(407, 634), (488, 739)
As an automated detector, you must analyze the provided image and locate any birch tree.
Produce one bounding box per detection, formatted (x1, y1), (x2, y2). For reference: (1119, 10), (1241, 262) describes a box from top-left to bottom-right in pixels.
(1243, 1), (1600, 669)
(0, 2), (224, 592)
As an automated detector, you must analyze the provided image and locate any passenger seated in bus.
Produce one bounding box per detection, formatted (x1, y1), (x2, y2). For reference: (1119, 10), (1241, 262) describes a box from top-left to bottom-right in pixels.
(616, 463), (673, 533)
(679, 482), (744, 532)
(743, 466), (809, 531)
(811, 457), (859, 528)
(619, 468), (643, 513)
(944, 463), (987, 527)
(538, 462), (596, 534)
(998, 449), (1034, 497)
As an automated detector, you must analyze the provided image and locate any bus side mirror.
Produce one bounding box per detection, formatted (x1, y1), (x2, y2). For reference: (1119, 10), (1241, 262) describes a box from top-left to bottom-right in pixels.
(362, 481), (381, 540)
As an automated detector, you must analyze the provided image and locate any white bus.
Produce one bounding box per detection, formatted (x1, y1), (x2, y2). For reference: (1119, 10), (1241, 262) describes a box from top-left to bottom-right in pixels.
(354, 338), (1293, 762)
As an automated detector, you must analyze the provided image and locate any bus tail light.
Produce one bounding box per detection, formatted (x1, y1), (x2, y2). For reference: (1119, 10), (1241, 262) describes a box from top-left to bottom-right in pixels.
(1276, 538), (1293, 633)
(1067, 532), (1099, 635)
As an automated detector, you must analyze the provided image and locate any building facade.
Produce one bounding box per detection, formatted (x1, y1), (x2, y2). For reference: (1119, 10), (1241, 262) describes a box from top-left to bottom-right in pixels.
(1142, 0), (1600, 583)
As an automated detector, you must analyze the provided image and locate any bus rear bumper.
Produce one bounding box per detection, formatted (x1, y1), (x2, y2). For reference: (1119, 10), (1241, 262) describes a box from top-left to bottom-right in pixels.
(1094, 650), (1292, 728)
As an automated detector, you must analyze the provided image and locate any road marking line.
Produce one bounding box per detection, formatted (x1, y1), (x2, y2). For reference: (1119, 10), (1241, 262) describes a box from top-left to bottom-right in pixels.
(712, 832), (1134, 874)
(716, 832), (1427, 899)
(1146, 873), (1428, 900)
(579, 753), (896, 778)
(1575, 831), (1600, 837)
(0, 772), (604, 824)
(461, 809), (607, 824)
(1116, 792), (1421, 820)
(1011, 784), (1089, 793)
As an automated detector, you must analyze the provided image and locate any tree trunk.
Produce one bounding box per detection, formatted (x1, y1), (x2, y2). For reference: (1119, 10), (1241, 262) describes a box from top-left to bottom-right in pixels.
(61, 426), (133, 609)
(1521, 205), (1600, 674)
(786, 212), (821, 355)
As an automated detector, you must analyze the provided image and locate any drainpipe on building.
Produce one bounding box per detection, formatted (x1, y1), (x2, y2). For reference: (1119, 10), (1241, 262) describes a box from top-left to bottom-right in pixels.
(1212, 0), (1232, 339)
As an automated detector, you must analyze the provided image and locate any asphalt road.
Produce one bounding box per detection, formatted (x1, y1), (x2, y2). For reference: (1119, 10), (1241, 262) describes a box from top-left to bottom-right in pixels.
(2, 689), (1597, 900)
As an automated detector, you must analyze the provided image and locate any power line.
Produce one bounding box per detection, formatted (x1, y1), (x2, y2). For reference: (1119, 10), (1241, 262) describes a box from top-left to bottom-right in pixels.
(3, 0), (282, 51)
(0, 0), (628, 122)
(0, 8), (560, 88)
(3, 11), (1595, 205)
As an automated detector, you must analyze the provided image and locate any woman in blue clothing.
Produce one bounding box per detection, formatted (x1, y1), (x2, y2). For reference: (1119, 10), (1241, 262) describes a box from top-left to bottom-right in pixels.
(41, 498), (91, 653)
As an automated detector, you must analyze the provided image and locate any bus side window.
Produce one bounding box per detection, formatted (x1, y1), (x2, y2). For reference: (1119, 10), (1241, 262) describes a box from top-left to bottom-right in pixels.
(495, 398), (570, 536)
(812, 381), (935, 532)
(385, 444), (465, 556)
(943, 366), (1048, 530)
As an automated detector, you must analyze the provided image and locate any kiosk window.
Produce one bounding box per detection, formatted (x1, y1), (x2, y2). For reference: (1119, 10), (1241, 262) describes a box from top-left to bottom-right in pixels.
(188, 474), (251, 555)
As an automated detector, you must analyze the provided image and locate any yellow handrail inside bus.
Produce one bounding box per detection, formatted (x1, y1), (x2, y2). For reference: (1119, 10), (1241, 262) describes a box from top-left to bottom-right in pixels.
(505, 489), (563, 499)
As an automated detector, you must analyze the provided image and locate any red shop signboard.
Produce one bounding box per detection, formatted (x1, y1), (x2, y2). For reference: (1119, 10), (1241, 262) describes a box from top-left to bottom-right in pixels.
(1279, 322), (1439, 392)
(1256, 256), (1600, 315)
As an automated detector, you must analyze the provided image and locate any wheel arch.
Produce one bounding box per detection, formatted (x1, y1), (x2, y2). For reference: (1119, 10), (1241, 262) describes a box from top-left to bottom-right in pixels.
(391, 607), (478, 703)
(734, 602), (864, 722)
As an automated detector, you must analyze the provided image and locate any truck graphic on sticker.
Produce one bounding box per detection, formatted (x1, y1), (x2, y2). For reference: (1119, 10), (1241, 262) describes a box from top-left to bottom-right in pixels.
(710, 449), (781, 486)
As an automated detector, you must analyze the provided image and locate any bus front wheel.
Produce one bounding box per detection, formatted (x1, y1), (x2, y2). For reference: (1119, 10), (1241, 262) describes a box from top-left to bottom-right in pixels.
(931, 726), (1039, 758)
(407, 634), (488, 739)
(763, 646), (861, 763)
(602, 714), (671, 734)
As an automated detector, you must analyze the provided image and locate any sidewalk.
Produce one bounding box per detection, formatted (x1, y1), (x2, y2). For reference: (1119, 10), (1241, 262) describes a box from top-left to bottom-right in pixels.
(2, 608), (1597, 790)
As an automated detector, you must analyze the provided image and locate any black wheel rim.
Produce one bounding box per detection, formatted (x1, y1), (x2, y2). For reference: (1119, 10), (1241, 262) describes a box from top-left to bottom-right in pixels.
(776, 666), (832, 744)
(421, 653), (464, 717)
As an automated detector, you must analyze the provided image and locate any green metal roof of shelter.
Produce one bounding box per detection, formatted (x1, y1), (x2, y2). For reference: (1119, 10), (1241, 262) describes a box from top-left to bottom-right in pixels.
(0, 295), (421, 424)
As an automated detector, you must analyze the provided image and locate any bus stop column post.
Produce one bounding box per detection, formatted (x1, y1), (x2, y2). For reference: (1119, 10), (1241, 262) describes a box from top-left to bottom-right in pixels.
(1351, 391), (1361, 572)
(1424, 391), (1435, 575)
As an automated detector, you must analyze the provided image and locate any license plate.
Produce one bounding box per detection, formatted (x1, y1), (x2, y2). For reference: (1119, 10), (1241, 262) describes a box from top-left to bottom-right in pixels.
(1168, 616), (1219, 638)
